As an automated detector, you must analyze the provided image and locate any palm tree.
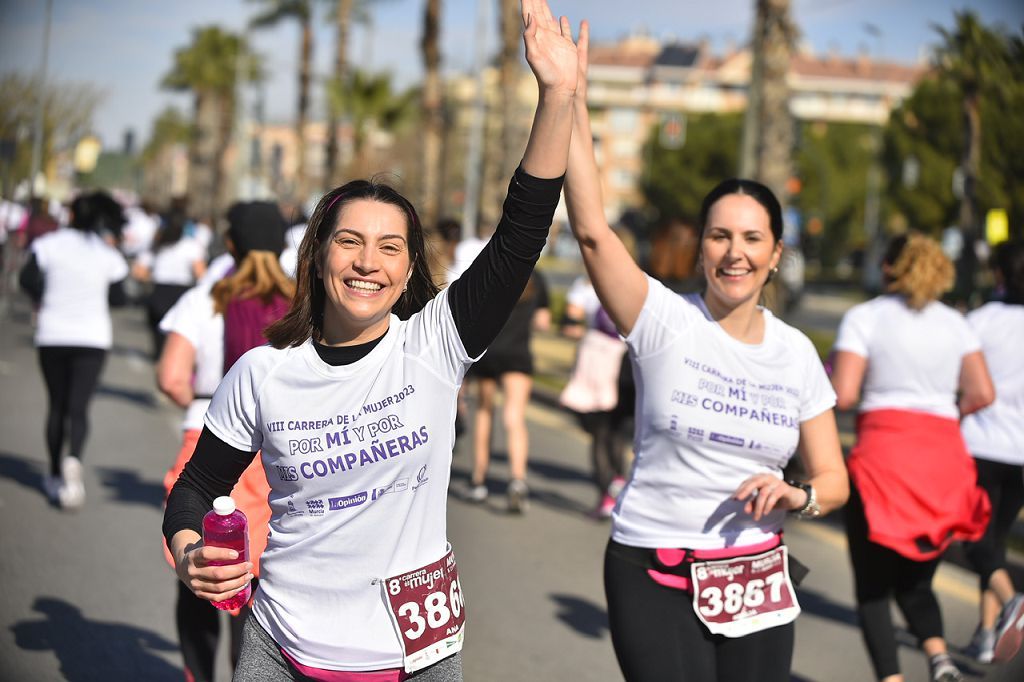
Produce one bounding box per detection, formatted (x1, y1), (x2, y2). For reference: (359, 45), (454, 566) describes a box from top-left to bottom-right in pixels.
(162, 26), (261, 222)
(327, 70), (416, 177)
(324, 0), (355, 188)
(934, 12), (1008, 297)
(250, 0), (314, 199)
(479, 0), (523, 229)
(740, 0), (797, 202)
(419, 0), (443, 230)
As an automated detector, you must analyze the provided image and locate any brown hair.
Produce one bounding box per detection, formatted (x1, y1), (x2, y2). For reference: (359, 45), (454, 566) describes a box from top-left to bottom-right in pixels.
(211, 251), (295, 314)
(883, 233), (954, 310)
(264, 179), (439, 348)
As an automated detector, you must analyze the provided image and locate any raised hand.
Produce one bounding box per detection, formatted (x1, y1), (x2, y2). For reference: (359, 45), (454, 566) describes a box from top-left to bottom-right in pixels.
(575, 19), (590, 102)
(521, 0), (579, 97)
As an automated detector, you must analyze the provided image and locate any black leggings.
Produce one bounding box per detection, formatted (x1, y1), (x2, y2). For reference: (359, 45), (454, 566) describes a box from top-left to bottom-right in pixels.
(176, 579), (251, 682)
(578, 411), (628, 496)
(147, 283), (190, 358)
(604, 540), (794, 682)
(845, 486), (943, 680)
(37, 346), (106, 475)
(964, 458), (1024, 588)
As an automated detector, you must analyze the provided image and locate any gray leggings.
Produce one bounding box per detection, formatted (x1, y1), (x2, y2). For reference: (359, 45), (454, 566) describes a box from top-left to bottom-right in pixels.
(234, 615), (464, 681)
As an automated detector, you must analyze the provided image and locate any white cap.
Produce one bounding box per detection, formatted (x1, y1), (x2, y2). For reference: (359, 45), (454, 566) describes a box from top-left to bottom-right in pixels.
(213, 496), (236, 515)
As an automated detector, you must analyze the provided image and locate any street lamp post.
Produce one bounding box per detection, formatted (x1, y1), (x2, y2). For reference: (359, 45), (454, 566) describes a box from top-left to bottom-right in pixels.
(28, 0), (53, 201)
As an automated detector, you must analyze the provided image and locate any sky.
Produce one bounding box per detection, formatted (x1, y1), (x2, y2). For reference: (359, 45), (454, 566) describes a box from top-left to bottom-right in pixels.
(1, 0), (1021, 150)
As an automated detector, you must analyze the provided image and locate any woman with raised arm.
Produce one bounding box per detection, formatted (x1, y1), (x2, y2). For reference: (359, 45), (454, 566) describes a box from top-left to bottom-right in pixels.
(562, 23), (847, 682)
(162, 2), (578, 679)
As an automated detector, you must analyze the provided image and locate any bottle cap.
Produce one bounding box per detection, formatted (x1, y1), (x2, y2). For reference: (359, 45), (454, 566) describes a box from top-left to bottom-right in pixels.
(213, 496), (236, 516)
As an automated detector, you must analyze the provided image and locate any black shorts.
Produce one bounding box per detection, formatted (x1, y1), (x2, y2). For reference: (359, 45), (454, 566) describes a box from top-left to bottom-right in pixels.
(468, 349), (533, 378)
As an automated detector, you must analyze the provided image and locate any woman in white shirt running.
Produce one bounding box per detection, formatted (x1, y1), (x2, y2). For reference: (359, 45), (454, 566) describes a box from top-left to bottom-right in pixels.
(961, 240), (1024, 665)
(18, 191), (130, 509)
(831, 233), (995, 682)
(563, 24), (847, 682)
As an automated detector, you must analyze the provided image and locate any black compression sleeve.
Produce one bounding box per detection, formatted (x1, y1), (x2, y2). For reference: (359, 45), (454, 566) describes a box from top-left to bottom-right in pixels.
(448, 167), (563, 357)
(162, 426), (257, 548)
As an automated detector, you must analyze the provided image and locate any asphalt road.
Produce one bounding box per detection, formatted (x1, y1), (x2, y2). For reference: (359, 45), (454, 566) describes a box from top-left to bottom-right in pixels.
(1, 296), (1022, 682)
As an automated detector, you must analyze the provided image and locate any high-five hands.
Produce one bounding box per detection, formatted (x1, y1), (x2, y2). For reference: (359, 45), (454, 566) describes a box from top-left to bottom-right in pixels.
(521, 0), (580, 97)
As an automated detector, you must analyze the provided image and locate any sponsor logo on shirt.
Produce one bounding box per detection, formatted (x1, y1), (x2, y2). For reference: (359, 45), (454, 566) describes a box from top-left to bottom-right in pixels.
(286, 499), (303, 516)
(328, 492), (368, 511)
(372, 477), (410, 500)
(687, 427), (705, 442)
(306, 499), (325, 516)
(709, 432), (744, 448)
(412, 465), (429, 491)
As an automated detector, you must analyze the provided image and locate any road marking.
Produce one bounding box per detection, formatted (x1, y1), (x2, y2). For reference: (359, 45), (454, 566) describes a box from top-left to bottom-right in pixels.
(795, 521), (978, 604)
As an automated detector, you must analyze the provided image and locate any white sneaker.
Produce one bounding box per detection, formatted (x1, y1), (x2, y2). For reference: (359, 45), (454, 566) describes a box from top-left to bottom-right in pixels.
(42, 475), (63, 503)
(507, 479), (529, 514)
(928, 653), (963, 682)
(58, 457), (85, 509)
(466, 484), (488, 503)
(993, 593), (1024, 662)
(964, 625), (995, 663)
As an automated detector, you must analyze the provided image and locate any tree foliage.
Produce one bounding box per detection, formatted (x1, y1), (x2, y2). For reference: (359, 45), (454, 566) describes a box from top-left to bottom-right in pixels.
(883, 13), (1024, 240)
(0, 72), (104, 196)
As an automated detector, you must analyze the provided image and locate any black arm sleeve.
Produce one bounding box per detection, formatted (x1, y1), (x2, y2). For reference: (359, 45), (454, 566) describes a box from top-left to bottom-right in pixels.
(448, 167), (564, 357)
(18, 253), (44, 304)
(162, 426), (257, 548)
(108, 279), (127, 308)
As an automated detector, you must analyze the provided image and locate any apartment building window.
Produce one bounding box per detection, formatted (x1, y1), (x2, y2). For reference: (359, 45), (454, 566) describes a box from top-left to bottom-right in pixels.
(612, 168), (635, 189)
(613, 138), (640, 157)
(609, 108), (639, 132)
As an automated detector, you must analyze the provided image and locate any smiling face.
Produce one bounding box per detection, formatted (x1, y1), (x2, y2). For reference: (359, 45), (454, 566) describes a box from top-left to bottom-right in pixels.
(700, 193), (783, 317)
(318, 199), (413, 345)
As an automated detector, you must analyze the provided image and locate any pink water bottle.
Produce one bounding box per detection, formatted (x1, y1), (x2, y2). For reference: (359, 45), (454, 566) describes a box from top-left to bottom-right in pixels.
(203, 496), (251, 611)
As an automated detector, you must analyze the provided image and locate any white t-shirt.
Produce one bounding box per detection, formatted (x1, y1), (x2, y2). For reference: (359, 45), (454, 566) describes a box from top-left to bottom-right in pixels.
(121, 206), (159, 258)
(205, 288), (476, 670)
(612, 277), (835, 549)
(960, 302), (1024, 465)
(565, 276), (601, 325)
(137, 237), (206, 286)
(196, 252), (236, 291)
(279, 223), (307, 279)
(32, 228), (129, 349)
(159, 285), (224, 431)
(834, 295), (981, 419)
(446, 237), (486, 285)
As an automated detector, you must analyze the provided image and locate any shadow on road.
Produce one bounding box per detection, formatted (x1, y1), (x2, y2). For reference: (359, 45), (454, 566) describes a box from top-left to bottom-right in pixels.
(95, 383), (158, 409)
(550, 593), (608, 639)
(10, 596), (181, 681)
(0, 450), (44, 493)
(796, 586), (858, 627)
(95, 465), (166, 509)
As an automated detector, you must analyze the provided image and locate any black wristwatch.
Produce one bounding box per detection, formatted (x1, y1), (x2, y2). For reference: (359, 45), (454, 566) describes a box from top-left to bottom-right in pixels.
(786, 480), (821, 519)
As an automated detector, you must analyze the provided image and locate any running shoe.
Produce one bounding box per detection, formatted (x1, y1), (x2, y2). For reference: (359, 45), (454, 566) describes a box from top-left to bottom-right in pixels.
(964, 625), (995, 663)
(591, 494), (616, 520)
(42, 475), (63, 504)
(927, 653), (963, 682)
(466, 484), (488, 503)
(58, 457), (85, 509)
(993, 593), (1024, 662)
(507, 479), (529, 514)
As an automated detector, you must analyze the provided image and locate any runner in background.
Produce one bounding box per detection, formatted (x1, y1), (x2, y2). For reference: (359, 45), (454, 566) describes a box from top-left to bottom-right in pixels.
(134, 200), (207, 358)
(831, 233), (995, 682)
(18, 190), (129, 509)
(163, 3), (578, 677)
(961, 239), (1024, 664)
(465, 271), (550, 512)
(563, 23), (847, 681)
(158, 201), (287, 681)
